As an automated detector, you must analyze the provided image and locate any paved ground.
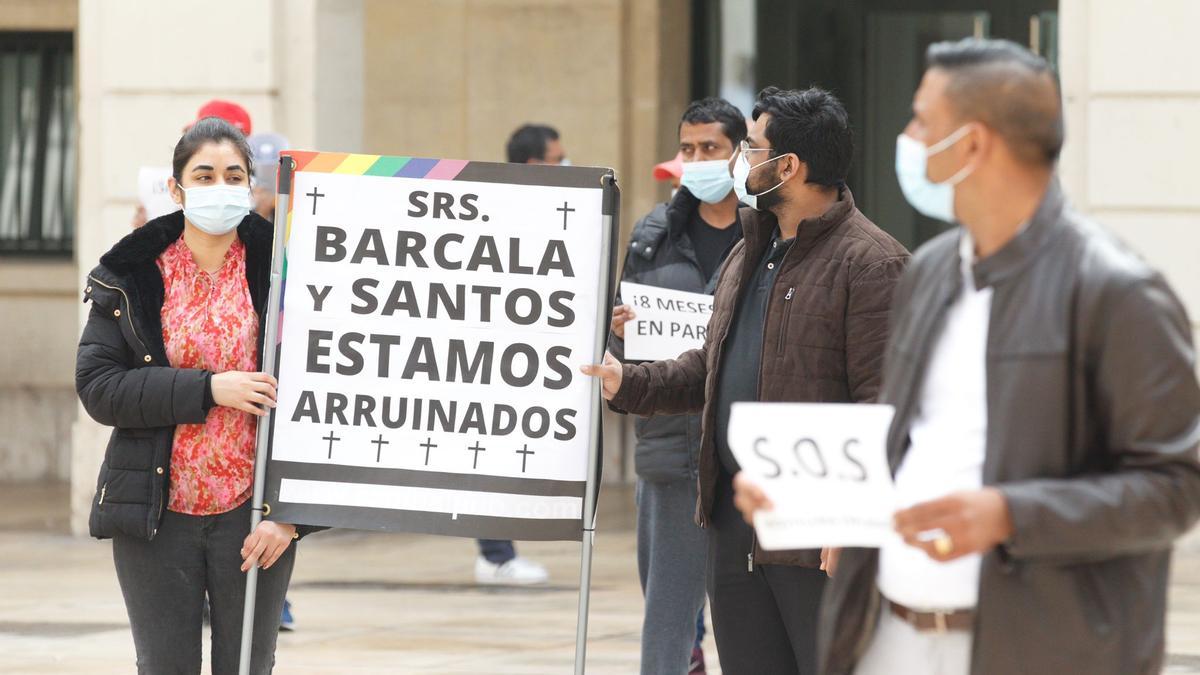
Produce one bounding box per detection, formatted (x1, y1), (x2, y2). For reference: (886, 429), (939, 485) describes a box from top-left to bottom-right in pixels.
(0, 483), (713, 674)
(4, 482), (1200, 674)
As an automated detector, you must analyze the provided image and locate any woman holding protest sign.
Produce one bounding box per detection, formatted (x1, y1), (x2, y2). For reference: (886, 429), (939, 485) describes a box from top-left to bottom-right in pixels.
(76, 117), (311, 674)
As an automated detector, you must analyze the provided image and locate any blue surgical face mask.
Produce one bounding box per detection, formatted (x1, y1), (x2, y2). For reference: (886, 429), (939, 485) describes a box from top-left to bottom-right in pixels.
(894, 125), (974, 223)
(179, 184), (252, 235)
(680, 158), (735, 204)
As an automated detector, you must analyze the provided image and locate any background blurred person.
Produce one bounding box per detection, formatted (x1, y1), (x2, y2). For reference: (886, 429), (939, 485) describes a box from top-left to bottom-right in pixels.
(472, 122), (570, 586)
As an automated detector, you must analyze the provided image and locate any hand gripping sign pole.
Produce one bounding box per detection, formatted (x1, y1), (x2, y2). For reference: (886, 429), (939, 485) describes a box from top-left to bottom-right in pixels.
(238, 155), (293, 675)
(573, 172), (620, 675)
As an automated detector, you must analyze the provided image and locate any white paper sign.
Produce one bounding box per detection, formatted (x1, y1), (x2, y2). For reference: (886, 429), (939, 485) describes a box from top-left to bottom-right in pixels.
(620, 280), (714, 360)
(137, 166), (181, 220)
(728, 402), (898, 549)
(265, 157), (613, 541)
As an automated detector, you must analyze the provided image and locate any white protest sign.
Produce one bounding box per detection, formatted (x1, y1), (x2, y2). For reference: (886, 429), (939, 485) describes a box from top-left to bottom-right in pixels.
(264, 153), (615, 541)
(620, 280), (714, 360)
(137, 166), (181, 220)
(728, 402), (899, 549)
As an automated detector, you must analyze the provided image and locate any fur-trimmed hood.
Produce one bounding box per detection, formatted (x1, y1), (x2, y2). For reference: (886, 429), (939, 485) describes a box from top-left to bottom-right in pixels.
(84, 210), (275, 364)
(92, 209), (273, 277)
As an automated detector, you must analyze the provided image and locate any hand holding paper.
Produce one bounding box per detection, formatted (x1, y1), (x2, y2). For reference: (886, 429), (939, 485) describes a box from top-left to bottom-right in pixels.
(893, 488), (1014, 562)
(610, 304), (636, 339)
(619, 281), (714, 360)
(732, 470), (773, 524)
(727, 402), (898, 550)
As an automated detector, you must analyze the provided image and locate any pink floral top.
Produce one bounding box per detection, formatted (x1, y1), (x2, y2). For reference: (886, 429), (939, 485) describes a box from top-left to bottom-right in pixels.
(157, 236), (259, 515)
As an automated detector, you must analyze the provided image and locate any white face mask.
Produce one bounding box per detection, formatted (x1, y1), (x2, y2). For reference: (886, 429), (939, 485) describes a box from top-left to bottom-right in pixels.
(894, 125), (974, 223)
(178, 184), (252, 235)
(732, 150), (787, 211)
(680, 158), (736, 204)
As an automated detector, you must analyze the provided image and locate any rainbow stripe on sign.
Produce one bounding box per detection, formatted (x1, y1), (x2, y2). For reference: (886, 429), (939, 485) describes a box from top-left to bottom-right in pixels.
(283, 151), (469, 181)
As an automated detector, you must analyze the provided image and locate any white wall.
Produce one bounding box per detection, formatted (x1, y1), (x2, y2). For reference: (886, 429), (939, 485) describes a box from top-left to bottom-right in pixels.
(1059, 0), (1200, 327)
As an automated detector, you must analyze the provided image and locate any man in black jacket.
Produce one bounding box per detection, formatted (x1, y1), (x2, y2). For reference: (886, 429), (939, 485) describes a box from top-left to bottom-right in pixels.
(609, 97), (746, 675)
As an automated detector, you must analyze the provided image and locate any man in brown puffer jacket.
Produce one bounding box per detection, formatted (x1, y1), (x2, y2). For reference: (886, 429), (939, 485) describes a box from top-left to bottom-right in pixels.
(585, 86), (909, 675)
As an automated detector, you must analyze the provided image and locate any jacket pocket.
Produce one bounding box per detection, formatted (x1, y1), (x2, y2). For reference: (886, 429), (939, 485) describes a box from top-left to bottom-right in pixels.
(88, 459), (110, 538)
(1073, 563), (1115, 637)
(106, 429), (156, 470)
(103, 467), (152, 505)
(633, 414), (693, 481)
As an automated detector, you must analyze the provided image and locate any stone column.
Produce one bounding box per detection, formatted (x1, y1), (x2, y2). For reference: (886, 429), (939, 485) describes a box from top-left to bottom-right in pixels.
(1058, 0), (1200, 335)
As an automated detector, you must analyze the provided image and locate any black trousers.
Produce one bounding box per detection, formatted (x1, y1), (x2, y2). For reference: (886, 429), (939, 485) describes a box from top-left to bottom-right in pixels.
(112, 500), (296, 675)
(708, 475), (827, 675)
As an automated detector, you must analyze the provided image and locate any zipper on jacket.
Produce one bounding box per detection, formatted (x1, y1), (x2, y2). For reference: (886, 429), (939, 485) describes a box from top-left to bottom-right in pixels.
(88, 275), (153, 363)
(756, 243), (797, 401)
(776, 287), (796, 356)
(98, 483), (107, 505)
(748, 532), (757, 572)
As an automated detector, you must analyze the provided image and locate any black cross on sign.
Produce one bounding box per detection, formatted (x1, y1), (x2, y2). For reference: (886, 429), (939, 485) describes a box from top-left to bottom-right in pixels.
(468, 441), (487, 469)
(557, 201), (575, 230)
(420, 437), (438, 466)
(516, 444), (535, 473)
(322, 430), (341, 459)
(371, 433), (390, 462)
(307, 187), (325, 216)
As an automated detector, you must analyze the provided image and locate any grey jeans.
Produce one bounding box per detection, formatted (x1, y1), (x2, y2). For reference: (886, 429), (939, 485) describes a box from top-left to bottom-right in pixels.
(637, 477), (709, 675)
(112, 499), (296, 675)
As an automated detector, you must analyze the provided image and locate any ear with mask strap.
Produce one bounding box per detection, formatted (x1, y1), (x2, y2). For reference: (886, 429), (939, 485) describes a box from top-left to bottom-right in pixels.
(732, 150), (792, 211)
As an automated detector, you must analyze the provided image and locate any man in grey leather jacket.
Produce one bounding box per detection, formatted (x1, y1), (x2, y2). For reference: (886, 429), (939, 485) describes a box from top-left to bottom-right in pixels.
(737, 38), (1200, 675)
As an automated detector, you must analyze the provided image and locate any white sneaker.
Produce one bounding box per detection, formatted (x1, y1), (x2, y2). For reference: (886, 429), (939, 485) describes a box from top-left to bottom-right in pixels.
(474, 556), (550, 585)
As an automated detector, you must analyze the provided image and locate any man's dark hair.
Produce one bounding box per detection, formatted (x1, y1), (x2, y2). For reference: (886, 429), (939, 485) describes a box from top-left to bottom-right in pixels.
(679, 97), (747, 146)
(506, 124), (560, 163)
(925, 38), (1064, 166)
(172, 116), (253, 181)
(751, 86), (852, 188)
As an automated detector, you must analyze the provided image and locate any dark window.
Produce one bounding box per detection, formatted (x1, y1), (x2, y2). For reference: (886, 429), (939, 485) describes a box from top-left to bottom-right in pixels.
(0, 32), (75, 256)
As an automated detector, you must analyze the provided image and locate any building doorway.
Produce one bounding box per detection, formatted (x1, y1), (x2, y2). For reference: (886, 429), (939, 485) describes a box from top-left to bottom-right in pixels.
(694, 0), (1058, 250)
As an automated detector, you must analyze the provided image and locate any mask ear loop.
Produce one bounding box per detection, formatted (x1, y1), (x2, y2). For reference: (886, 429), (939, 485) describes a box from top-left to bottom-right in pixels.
(926, 124), (974, 156)
(927, 125), (977, 187)
(748, 153), (793, 198)
(941, 161), (975, 187)
(172, 181), (187, 207)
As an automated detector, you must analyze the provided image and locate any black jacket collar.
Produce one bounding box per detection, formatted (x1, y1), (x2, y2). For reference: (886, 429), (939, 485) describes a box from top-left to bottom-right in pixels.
(663, 188), (701, 241)
(94, 210), (274, 279)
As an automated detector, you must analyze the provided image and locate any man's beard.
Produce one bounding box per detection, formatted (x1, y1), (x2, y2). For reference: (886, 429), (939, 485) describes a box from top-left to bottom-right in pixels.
(751, 165), (785, 210)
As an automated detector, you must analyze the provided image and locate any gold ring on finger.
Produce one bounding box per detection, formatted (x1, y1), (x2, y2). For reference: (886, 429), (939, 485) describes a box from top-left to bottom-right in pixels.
(934, 535), (955, 556)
